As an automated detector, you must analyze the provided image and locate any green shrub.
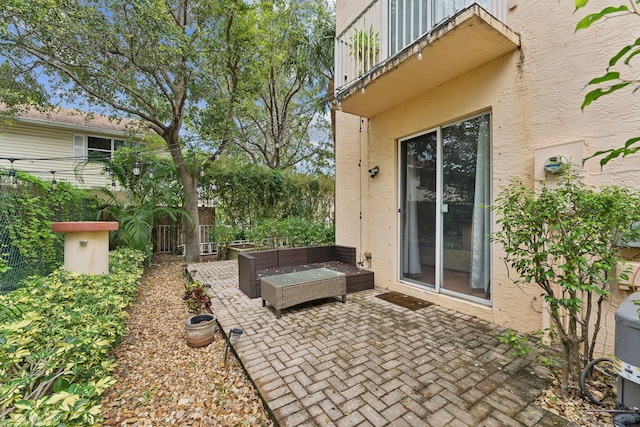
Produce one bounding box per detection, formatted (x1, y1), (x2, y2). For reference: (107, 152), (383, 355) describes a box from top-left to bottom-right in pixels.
(0, 248), (146, 426)
(247, 218), (334, 248)
(202, 159), (334, 230)
(491, 173), (640, 393)
(209, 224), (243, 260)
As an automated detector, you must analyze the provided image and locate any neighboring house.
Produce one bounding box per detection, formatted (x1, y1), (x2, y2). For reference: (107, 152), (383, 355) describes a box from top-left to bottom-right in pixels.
(0, 107), (220, 256)
(334, 0), (640, 351)
(0, 107), (145, 189)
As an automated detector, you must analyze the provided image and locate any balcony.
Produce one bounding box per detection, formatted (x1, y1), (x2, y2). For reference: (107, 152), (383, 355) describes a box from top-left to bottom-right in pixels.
(335, 1), (520, 118)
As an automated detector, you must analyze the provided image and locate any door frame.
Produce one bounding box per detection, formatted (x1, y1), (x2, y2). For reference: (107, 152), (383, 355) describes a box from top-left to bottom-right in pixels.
(396, 111), (492, 306)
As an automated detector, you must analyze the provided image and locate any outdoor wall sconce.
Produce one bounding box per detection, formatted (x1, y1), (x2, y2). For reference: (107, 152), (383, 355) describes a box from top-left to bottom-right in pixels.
(368, 166), (380, 178)
(79, 240), (88, 247)
(224, 328), (244, 367)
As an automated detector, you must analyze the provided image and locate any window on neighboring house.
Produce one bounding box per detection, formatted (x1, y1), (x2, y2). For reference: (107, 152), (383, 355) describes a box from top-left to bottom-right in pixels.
(87, 136), (126, 160)
(74, 135), (141, 160)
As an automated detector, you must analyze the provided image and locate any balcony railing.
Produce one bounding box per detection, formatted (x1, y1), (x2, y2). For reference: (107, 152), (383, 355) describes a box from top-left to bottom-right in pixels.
(335, 0), (507, 95)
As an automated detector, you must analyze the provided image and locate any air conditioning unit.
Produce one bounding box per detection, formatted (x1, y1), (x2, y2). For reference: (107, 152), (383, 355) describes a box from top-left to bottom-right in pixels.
(616, 261), (640, 291)
(614, 293), (640, 413)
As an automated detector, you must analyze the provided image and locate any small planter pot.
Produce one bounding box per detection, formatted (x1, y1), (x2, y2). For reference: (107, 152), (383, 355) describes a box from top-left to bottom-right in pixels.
(185, 314), (215, 347)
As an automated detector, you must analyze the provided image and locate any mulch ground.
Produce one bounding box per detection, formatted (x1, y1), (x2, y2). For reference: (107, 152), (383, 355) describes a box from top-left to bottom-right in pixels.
(100, 256), (272, 427)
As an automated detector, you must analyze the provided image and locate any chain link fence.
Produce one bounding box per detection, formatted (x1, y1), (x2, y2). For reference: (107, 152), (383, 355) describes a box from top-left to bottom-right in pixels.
(0, 174), (98, 292)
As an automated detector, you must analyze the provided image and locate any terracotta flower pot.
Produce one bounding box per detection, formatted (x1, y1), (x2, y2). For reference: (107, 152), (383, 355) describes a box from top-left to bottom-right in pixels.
(185, 314), (215, 347)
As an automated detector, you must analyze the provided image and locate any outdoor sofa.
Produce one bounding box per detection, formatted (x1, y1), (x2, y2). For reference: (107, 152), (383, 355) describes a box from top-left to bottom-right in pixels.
(238, 245), (374, 299)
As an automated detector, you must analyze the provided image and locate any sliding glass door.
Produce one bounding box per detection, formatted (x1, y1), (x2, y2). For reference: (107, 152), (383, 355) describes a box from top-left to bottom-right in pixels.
(400, 113), (491, 302)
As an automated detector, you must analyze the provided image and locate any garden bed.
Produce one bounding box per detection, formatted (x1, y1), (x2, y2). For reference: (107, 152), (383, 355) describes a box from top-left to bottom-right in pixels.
(100, 255), (271, 426)
(227, 244), (256, 260)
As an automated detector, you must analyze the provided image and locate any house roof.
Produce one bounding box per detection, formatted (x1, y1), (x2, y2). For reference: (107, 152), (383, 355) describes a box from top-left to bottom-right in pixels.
(15, 106), (141, 134)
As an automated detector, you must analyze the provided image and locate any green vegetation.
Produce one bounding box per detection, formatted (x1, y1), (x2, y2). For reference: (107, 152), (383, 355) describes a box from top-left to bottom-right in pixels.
(498, 330), (560, 371)
(203, 159), (334, 233)
(491, 172), (640, 394)
(92, 148), (190, 256)
(0, 248), (146, 426)
(0, 171), (99, 291)
(0, 0), (336, 262)
(350, 26), (380, 75)
(573, 0), (640, 165)
(247, 218), (335, 248)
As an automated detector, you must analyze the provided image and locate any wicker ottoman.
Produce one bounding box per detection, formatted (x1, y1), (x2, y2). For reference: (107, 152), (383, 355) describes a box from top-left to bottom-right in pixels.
(261, 268), (346, 319)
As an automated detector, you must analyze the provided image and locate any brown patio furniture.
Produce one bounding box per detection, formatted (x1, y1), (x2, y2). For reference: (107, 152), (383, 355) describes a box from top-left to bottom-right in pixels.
(261, 268), (347, 318)
(238, 245), (374, 299)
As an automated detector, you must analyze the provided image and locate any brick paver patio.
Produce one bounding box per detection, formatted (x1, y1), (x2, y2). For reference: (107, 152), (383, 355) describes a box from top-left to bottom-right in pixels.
(189, 260), (575, 427)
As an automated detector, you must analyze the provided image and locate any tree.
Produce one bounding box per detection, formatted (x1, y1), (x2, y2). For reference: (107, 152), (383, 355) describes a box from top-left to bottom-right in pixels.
(491, 173), (640, 394)
(573, 0), (640, 166)
(232, 0), (335, 171)
(0, 0), (258, 261)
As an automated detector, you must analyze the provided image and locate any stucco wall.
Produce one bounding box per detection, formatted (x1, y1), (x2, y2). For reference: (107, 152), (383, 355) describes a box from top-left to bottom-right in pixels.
(335, 0), (640, 353)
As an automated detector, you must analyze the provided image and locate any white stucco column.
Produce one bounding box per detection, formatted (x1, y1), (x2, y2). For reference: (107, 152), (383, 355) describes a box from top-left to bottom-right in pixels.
(51, 222), (119, 275)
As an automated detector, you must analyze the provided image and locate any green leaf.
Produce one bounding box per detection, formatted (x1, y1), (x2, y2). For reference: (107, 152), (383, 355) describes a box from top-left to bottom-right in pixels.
(575, 5), (629, 30)
(624, 45), (640, 65)
(610, 46), (633, 67)
(52, 377), (70, 393)
(575, 0), (589, 10)
(609, 39), (640, 66)
(581, 82), (631, 109)
(586, 71), (620, 85)
(624, 136), (640, 149)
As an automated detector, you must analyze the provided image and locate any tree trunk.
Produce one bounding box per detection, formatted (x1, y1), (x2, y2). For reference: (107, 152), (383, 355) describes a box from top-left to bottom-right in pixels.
(181, 171), (201, 263)
(165, 128), (201, 263)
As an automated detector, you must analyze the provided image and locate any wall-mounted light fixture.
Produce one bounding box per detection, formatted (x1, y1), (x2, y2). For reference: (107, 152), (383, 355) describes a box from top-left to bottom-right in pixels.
(368, 166), (380, 178)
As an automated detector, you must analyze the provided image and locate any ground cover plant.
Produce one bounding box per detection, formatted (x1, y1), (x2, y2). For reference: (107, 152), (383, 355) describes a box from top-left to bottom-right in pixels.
(0, 248), (146, 426)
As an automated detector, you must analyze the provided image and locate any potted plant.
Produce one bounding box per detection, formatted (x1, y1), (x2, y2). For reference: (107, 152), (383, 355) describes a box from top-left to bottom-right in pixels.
(183, 281), (215, 347)
(350, 26), (380, 76)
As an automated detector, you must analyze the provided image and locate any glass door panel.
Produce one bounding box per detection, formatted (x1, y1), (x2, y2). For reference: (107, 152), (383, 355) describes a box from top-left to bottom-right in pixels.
(401, 131), (437, 285)
(441, 114), (491, 299)
(400, 113), (491, 302)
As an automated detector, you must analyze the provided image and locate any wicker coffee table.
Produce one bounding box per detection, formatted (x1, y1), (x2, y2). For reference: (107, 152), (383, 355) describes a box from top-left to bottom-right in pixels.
(261, 268), (346, 319)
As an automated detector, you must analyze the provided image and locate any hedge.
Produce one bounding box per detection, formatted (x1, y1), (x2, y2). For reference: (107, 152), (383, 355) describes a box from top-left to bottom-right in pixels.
(0, 248), (146, 426)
